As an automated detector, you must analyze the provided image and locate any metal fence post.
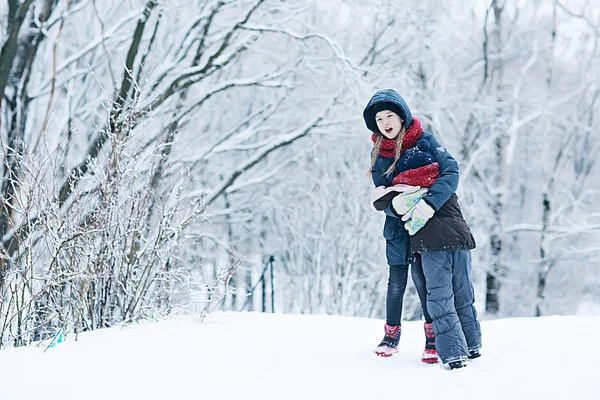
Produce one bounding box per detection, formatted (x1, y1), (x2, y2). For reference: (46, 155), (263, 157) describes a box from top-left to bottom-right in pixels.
(269, 255), (275, 313)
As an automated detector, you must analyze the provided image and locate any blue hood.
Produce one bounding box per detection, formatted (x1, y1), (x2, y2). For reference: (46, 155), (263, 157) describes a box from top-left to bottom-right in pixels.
(363, 89), (413, 133)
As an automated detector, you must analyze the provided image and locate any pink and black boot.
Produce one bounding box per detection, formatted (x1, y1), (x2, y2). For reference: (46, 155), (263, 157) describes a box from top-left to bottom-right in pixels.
(374, 323), (401, 357)
(421, 322), (439, 364)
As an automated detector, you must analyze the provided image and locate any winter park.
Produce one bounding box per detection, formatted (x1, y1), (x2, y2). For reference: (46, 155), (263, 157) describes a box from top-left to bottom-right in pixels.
(0, 0), (599, 399)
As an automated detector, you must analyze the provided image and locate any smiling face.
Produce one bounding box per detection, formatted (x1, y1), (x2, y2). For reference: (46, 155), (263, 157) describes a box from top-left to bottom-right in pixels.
(375, 110), (403, 139)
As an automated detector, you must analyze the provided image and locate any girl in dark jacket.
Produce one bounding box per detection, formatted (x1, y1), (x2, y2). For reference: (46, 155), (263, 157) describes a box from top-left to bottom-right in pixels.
(364, 89), (482, 370)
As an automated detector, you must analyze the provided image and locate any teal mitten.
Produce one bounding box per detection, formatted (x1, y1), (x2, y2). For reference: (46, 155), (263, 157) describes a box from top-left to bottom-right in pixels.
(402, 200), (435, 235)
(391, 187), (428, 215)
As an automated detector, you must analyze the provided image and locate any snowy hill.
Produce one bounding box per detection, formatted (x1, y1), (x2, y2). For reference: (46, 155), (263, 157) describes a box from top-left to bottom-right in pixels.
(0, 312), (597, 400)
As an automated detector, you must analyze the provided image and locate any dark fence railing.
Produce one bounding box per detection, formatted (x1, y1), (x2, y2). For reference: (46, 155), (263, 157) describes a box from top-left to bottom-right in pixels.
(241, 255), (275, 312)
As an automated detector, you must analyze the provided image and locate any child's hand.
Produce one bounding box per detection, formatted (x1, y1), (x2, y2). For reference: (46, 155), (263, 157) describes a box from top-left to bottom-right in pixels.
(391, 187), (428, 215)
(370, 184), (417, 211)
(402, 200), (435, 235)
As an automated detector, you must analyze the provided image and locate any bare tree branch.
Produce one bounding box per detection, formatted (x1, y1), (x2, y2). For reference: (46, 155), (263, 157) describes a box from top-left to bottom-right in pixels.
(555, 0), (600, 37)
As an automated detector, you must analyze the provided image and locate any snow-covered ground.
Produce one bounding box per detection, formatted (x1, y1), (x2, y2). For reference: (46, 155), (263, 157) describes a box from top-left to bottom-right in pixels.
(0, 312), (598, 400)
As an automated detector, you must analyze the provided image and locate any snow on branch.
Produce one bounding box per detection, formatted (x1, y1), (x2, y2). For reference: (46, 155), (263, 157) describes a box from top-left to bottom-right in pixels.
(504, 223), (600, 235)
(225, 150), (305, 194)
(555, 0), (600, 37)
(163, 71), (293, 126)
(30, 7), (147, 99)
(239, 24), (368, 76)
(199, 94), (339, 206)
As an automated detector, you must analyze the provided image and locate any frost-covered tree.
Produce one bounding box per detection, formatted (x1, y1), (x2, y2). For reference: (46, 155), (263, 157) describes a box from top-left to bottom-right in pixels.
(0, 0), (598, 349)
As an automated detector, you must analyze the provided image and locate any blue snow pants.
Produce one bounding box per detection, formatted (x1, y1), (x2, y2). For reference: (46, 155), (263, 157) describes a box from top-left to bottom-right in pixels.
(420, 249), (482, 363)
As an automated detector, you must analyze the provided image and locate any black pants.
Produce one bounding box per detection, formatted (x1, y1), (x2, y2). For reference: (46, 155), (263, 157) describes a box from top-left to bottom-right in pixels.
(386, 253), (432, 326)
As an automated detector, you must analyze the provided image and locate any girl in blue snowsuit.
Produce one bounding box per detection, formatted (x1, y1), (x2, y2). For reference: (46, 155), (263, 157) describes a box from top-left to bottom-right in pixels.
(364, 89), (482, 369)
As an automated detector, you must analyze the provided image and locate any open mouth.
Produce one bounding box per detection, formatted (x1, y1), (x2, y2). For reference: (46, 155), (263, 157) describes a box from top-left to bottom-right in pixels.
(385, 128), (393, 134)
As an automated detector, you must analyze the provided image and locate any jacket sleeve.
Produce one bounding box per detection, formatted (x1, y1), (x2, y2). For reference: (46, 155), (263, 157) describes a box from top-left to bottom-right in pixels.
(371, 154), (400, 218)
(422, 133), (459, 211)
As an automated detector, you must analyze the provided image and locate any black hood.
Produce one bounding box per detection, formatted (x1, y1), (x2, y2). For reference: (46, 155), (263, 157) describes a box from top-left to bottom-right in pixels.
(363, 89), (413, 133)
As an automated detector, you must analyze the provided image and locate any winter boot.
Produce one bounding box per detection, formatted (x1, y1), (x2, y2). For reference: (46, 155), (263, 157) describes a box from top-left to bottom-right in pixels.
(374, 323), (401, 357)
(421, 322), (439, 364)
(468, 349), (481, 359)
(448, 359), (467, 370)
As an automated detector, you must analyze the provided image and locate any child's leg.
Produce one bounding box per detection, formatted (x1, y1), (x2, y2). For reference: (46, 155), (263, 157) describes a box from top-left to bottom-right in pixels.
(410, 254), (432, 323)
(421, 251), (469, 364)
(386, 264), (410, 325)
(451, 250), (482, 353)
(411, 253), (439, 363)
(375, 264), (409, 356)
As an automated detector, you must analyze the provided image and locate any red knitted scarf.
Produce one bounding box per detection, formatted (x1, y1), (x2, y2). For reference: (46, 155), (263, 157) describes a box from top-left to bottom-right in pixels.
(370, 117), (440, 188)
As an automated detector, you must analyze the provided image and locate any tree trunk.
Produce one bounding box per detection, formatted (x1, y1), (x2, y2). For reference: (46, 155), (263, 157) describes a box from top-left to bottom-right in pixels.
(536, 193), (552, 316)
(535, 4), (558, 317)
(485, 0), (506, 314)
